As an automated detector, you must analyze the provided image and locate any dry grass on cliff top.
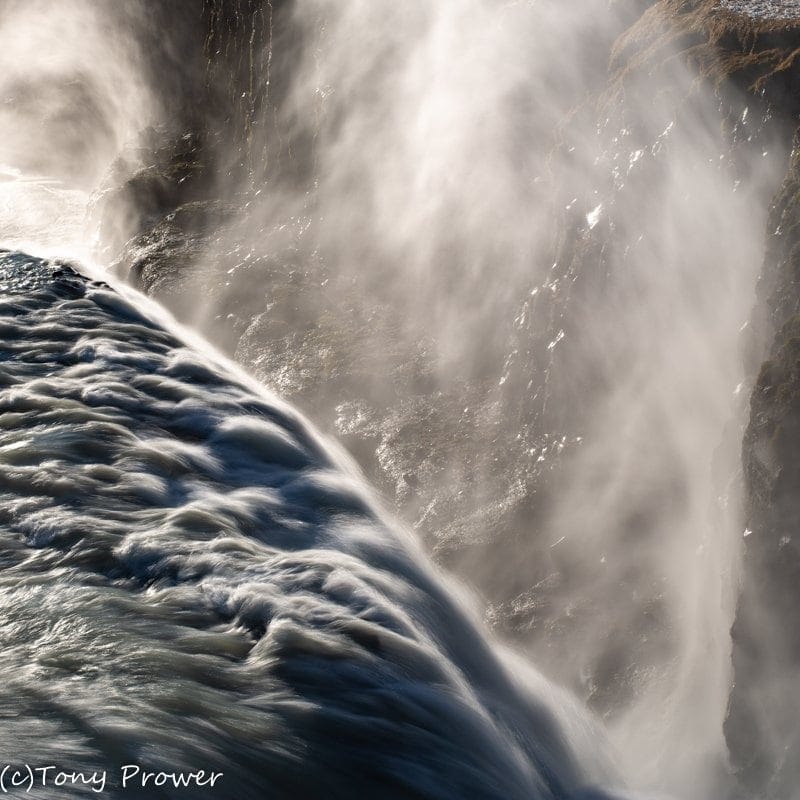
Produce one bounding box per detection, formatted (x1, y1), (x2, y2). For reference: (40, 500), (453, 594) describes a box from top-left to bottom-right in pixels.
(607, 0), (800, 101)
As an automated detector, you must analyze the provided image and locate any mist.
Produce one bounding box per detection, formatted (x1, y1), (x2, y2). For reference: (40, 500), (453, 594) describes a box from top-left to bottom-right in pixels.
(0, 0), (796, 798)
(0, 0), (159, 258)
(178, 5), (783, 793)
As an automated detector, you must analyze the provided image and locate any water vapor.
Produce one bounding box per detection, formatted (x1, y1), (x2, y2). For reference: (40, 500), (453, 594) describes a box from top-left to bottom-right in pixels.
(180, 3), (787, 796)
(0, 1), (794, 797)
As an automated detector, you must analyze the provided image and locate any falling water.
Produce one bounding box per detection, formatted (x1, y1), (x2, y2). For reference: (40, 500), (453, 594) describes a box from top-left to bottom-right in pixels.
(0, 248), (631, 798)
(0, 0), (795, 798)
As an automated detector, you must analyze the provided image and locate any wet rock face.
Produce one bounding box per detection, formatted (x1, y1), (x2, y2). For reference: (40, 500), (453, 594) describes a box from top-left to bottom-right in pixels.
(96, 131), (218, 260)
(688, 3), (800, 793)
(727, 140), (800, 796)
(598, 4), (800, 793)
(728, 322), (800, 795)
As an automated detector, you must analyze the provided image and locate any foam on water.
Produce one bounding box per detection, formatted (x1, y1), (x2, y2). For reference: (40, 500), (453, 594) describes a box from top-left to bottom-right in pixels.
(0, 250), (637, 799)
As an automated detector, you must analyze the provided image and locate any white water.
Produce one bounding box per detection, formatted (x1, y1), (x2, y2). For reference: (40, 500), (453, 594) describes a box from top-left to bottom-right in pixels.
(0, 249), (629, 798)
(0, 0), (790, 798)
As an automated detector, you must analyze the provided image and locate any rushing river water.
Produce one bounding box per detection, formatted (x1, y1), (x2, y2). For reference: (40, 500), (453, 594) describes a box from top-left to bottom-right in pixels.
(0, 248), (633, 799)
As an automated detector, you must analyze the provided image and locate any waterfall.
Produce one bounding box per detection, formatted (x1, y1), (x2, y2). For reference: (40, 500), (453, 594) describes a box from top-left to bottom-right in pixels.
(1, 0), (799, 797)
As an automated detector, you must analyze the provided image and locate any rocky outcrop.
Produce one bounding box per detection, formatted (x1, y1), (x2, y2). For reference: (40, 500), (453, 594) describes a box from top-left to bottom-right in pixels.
(598, 4), (800, 795)
(615, 2), (800, 795)
(728, 83), (800, 800)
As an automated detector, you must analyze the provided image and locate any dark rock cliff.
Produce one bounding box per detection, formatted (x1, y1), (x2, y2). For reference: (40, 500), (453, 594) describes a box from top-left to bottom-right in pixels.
(725, 35), (800, 800)
(600, 3), (800, 794)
